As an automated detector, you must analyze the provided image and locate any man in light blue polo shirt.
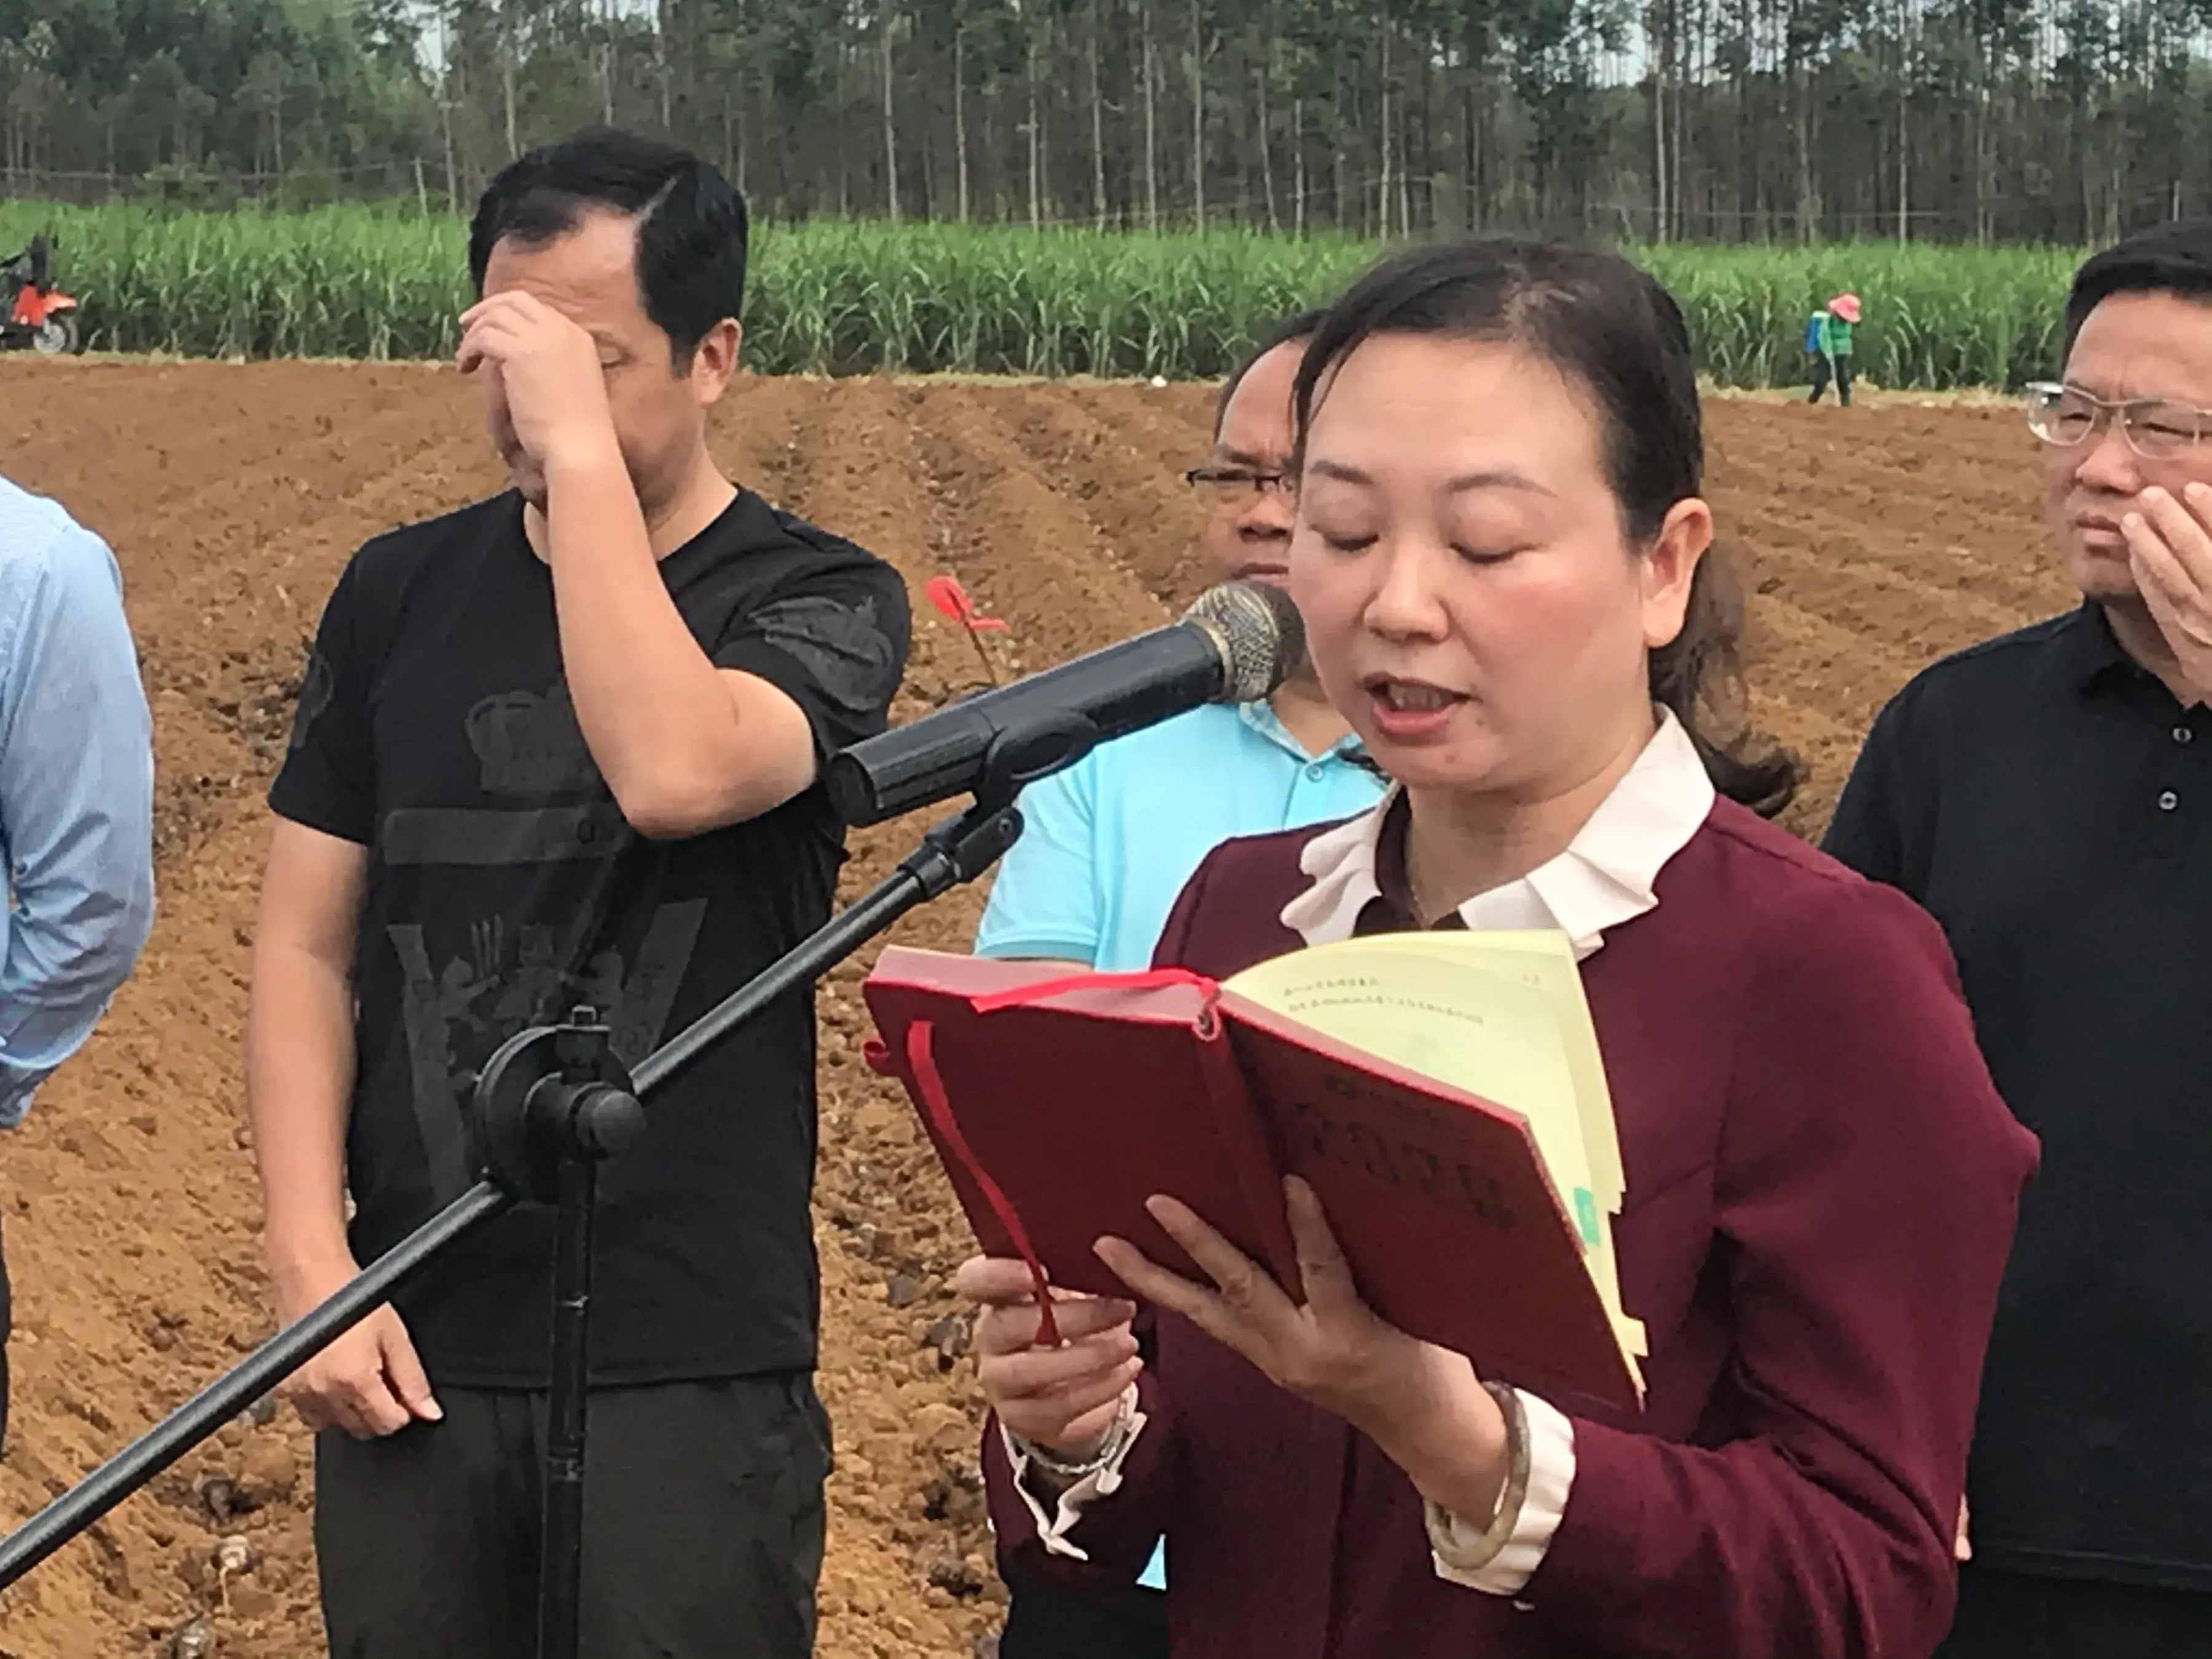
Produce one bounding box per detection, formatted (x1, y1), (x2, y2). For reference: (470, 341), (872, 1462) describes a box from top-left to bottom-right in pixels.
(973, 309), (1386, 1659)
(975, 310), (1383, 976)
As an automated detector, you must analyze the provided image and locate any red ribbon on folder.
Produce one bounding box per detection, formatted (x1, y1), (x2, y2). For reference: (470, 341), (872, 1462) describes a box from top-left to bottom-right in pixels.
(896, 968), (1223, 1349)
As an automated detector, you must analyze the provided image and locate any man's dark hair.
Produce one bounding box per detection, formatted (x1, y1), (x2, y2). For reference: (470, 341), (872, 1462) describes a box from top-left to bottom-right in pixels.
(2063, 218), (2212, 360)
(1213, 307), (1330, 436)
(469, 127), (749, 371)
(1293, 237), (1800, 819)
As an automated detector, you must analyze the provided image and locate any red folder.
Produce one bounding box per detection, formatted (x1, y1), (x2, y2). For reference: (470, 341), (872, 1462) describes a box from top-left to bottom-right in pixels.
(861, 947), (1641, 1413)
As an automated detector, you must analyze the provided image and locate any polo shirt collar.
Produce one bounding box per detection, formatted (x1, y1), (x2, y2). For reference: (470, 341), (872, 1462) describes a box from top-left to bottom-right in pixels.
(1237, 697), (1372, 766)
(1278, 707), (1717, 959)
(2065, 601), (2140, 697)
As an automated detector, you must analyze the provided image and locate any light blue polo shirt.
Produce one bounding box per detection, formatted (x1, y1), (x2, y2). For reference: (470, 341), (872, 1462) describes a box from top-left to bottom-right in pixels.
(975, 699), (1383, 973)
(971, 697), (1384, 1591)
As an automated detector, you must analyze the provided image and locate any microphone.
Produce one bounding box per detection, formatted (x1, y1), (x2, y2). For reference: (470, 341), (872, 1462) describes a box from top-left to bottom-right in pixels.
(826, 579), (1304, 827)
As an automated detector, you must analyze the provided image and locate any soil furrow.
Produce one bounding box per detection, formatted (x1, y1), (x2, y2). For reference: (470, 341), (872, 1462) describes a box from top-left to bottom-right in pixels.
(0, 368), (2068, 1659)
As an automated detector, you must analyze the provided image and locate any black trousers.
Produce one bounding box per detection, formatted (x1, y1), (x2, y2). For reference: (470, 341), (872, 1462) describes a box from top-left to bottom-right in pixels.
(315, 1373), (831, 1659)
(997, 1553), (1167, 1659)
(1938, 1563), (2212, 1659)
(1810, 353), (1855, 405)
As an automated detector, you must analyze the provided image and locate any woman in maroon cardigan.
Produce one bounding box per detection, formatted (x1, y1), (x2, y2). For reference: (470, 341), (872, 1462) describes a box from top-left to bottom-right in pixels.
(955, 240), (2039, 1658)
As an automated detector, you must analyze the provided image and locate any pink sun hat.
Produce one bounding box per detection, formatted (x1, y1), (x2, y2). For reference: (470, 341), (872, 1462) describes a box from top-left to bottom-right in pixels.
(1829, 292), (1862, 323)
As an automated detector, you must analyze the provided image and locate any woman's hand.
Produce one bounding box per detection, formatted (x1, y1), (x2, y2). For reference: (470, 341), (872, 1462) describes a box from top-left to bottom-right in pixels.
(1095, 1177), (1510, 1508)
(954, 1256), (1143, 1456)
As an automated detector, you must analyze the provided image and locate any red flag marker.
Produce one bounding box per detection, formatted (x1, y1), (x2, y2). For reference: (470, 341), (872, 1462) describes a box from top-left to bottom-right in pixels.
(925, 575), (1006, 685)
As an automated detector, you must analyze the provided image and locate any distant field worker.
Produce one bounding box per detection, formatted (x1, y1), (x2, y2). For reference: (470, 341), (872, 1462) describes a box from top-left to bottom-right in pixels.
(1805, 291), (1861, 405)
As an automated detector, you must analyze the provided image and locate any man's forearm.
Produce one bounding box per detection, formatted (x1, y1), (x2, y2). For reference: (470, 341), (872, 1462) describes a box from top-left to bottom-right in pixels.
(539, 448), (754, 833)
(245, 943), (359, 1296)
(0, 887), (155, 1125)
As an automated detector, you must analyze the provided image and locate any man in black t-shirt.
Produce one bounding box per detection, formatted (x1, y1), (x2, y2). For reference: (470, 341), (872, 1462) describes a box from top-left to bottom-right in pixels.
(247, 130), (910, 1659)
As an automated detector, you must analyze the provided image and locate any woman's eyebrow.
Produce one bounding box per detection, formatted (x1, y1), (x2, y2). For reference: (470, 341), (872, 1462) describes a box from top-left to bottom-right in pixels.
(1305, 457), (1551, 496)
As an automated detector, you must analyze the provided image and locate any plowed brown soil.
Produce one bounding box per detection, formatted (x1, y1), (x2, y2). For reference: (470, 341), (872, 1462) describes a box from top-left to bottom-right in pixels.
(0, 363), (2069, 1658)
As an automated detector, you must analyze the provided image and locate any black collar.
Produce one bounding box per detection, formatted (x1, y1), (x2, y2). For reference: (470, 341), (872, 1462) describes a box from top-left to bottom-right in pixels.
(2065, 602), (2154, 699)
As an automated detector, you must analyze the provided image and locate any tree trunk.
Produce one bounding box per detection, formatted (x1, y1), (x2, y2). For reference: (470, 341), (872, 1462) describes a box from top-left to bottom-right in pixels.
(600, 0), (616, 129)
(1142, 4), (1159, 227)
(657, 0), (672, 129)
(603, 50), (614, 128)
(1027, 29), (1042, 229)
(1379, 20), (1393, 237)
(1465, 6), (1490, 232)
(1976, 82), (1993, 243)
(1190, 0), (1204, 226)
(1398, 71), (1413, 235)
(1896, 51), (1908, 243)
(441, 94), (458, 211)
(1256, 50), (1277, 231)
(1412, 17), (1432, 232)
(1091, 0), (1108, 229)
(1462, 75), (1478, 230)
(501, 0), (519, 159)
(1039, 15), (1053, 226)
(1794, 59), (1816, 240)
(1664, 0), (1680, 239)
(881, 1), (899, 221)
(955, 21), (970, 222)
(1652, 75), (1666, 241)
(1292, 93), (1306, 234)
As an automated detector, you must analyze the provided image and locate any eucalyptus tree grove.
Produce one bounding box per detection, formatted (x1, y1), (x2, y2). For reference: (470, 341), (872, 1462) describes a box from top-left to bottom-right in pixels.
(2, 0), (2208, 241)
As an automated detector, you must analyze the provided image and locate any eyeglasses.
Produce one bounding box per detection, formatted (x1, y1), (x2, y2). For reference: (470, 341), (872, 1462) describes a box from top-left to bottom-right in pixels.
(1184, 465), (1295, 511)
(2025, 382), (2212, 458)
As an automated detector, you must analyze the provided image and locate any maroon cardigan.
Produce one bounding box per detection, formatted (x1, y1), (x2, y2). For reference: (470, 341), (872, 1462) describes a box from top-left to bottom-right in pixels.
(981, 798), (2039, 1658)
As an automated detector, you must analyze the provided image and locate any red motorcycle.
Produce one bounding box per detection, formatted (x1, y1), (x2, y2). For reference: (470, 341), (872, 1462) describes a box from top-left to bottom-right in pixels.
(2, 235), (84, 355)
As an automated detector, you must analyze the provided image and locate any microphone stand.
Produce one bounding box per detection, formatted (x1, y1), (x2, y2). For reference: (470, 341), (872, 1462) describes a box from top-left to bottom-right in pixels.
(0, 788), (1027, 1659)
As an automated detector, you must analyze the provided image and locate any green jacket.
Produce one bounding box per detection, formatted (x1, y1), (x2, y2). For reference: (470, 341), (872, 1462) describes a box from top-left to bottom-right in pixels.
(1808, 310), (1854, 358)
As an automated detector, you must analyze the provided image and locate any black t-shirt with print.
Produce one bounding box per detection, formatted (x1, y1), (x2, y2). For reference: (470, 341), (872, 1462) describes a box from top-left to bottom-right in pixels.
(271, 488), (910, 1387)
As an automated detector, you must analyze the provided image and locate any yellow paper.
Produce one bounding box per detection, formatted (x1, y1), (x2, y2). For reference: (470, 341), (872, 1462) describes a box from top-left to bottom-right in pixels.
(1374, 932), (1644, 1360)
(1226, 931), (1645, 1375)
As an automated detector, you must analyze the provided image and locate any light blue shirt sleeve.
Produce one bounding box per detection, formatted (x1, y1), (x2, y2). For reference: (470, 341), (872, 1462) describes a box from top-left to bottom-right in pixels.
(971, 756), (1104, 967)
(0, 509), (156, 1126)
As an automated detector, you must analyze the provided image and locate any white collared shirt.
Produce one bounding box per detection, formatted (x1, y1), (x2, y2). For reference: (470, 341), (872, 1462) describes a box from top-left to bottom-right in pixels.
(1281, 706), (1717, 955)
(1006, 708), (1719, 1599)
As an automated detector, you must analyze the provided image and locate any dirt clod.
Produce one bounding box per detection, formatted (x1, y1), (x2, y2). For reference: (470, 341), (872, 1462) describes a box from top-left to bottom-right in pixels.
(922, 1312), (972, 1367)
(927, 1553), (987, 1597)
(194, 1474), (238, 1524)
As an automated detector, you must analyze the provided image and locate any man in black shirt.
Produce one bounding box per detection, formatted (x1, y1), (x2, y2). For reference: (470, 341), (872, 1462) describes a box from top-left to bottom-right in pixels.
(247, 129), (910, 1659)
(1824, 221), (2212, 1658)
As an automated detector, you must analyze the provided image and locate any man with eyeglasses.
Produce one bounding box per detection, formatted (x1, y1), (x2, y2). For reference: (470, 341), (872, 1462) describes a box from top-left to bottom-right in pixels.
(968, 308), (1385, 1659)
(1824, 219), (2212, 1658)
